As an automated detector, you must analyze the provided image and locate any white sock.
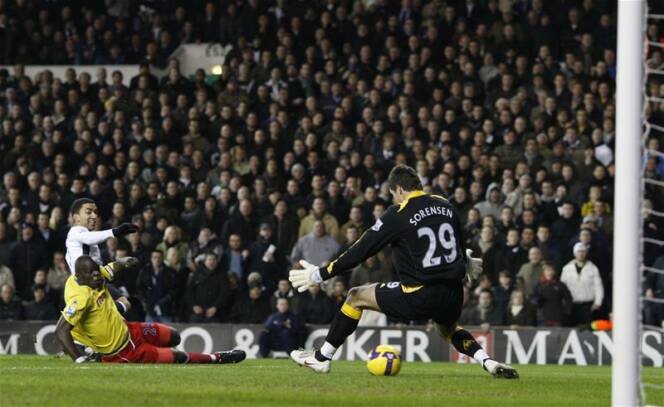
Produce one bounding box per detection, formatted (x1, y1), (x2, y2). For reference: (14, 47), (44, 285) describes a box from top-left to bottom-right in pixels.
(210, 354), (217, 362)
(472, 349), (491, 365)
(319, 342), (337, 360)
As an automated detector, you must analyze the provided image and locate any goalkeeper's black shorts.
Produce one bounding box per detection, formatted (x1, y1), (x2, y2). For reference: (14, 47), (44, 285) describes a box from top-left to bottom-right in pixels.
(375, 279), (463, 327)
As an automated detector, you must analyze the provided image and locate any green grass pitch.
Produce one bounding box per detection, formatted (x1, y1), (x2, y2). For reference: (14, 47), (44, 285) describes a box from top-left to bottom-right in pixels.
(0, 356), (662, 406)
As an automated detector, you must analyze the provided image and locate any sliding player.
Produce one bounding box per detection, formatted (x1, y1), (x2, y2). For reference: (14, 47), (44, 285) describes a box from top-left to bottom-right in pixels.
(289, 165), (518, 378)
(56, 255), (246, 364)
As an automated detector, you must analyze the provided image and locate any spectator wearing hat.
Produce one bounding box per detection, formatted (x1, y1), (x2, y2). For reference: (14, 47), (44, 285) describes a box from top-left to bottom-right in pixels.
(474, 182), (504, 221)
(560, 242), (604, 326)
(574, 226), (611, 283)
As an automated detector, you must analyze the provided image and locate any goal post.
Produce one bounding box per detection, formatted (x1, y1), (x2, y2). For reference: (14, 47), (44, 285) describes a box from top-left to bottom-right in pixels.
(612, 0), (645, 406)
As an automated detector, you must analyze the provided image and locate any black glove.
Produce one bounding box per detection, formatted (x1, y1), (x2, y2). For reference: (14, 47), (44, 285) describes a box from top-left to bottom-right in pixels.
(115, 256), (141, 272)
(112, 223), (138, 237)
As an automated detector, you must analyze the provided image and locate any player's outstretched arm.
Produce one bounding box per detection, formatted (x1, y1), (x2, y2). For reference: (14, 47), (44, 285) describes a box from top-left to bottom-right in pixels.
(290, 208), (400, 292)
(100, 256), (140, 282)
(323, 208), (400, 278)
(70, 223), (138, 246)
(56, 316), (87, 363)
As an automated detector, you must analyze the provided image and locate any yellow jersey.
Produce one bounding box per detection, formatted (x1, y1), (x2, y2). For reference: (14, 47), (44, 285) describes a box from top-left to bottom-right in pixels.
(62, 275), (129, 355)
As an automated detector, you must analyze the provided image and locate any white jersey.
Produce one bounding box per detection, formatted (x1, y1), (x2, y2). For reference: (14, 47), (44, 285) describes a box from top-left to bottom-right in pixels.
(65, 225), (114, 274)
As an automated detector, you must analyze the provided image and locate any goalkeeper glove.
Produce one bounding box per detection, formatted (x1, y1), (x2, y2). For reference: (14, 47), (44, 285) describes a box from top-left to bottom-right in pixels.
(288, 260), (323, 293)
(112, 223), (138, 237)
(465, 249), (483, 283)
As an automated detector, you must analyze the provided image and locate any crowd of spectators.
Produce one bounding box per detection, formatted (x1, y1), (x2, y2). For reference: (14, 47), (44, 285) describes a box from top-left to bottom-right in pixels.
(1, 0), (664, 333)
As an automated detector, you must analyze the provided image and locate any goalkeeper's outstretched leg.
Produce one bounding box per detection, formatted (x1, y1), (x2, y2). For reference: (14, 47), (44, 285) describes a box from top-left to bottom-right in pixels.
(290, 279), (518, 379)
(290, 283), (379, 373)
(436, 323), (519, 379)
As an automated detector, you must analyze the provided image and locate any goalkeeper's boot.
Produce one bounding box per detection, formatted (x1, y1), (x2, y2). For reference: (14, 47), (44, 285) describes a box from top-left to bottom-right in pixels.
(483, 359), (519, 379)
(290, 349), (331, 373)
(214, 349), (247, 364)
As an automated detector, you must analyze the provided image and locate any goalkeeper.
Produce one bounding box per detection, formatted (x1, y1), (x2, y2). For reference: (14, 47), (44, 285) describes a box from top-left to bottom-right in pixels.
(289, 165), (518, 378)
(56, 255), (246, 365)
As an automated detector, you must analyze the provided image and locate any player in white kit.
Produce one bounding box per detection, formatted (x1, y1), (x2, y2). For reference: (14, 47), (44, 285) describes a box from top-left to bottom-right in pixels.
(66, 198), (138, 313)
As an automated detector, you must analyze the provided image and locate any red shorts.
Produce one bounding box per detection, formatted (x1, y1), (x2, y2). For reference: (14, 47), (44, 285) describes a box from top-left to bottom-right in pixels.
(102, 322), (175, 363)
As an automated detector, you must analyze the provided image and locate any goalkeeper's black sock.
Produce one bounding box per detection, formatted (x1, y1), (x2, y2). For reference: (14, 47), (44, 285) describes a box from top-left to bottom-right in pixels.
(315, 303), (362, 362)
(450, 328), (484, 360)
(446, 327), (499, 371)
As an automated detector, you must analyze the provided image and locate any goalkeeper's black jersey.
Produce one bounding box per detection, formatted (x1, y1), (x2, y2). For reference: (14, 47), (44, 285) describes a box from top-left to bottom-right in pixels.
(322, 191), (467, 286)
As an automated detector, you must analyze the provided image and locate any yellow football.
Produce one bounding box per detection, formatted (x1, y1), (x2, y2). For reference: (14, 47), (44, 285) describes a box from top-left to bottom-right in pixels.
(366, 345), (401, 376)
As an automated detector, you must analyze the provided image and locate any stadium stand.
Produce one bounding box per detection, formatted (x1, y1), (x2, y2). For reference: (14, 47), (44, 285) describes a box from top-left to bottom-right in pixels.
(0, 0), (663, 330)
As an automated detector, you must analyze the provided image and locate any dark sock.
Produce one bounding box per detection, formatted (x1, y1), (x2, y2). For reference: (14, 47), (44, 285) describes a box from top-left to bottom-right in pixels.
(316, 303), (362, 361)
(314, 350), (329, 362)
(186, 352), (213, 364)
(450, 328), (483, 358)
